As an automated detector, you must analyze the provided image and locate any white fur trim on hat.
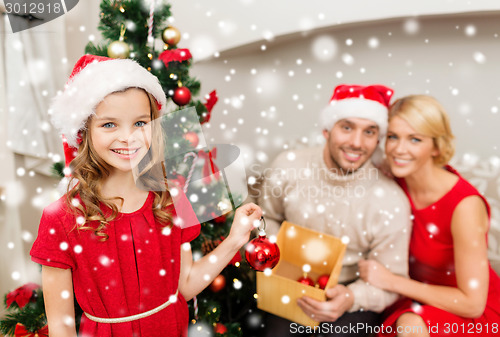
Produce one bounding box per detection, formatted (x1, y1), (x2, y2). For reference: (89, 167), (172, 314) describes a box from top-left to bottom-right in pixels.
(50, 58), (167, 148)
(319, 97), (388, 136)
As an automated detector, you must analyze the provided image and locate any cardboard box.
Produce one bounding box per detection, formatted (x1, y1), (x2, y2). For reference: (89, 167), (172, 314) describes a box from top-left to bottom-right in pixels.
(256, 221), (346, 327)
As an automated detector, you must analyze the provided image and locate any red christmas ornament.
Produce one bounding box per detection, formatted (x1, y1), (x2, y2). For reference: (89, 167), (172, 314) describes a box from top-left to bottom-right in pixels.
(209, 274), (226, 293)
(297, 275), (315, 287)
(316, 274), (330, 289)
(183, 131), (199, 148)
(214, 322), (228, 334)
(245, 228), (280, 271)
(297, 264), (314, 286)
(172, 86), (191, 106)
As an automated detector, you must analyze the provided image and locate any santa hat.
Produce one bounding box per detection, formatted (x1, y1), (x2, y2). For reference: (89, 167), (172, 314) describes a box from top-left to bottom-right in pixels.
(319, 84), (393, 136)
(50, 54), (167, 180)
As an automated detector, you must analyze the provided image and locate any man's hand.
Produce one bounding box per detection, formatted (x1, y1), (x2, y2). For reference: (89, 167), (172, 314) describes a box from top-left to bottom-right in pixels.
(296, 284), (354, 322)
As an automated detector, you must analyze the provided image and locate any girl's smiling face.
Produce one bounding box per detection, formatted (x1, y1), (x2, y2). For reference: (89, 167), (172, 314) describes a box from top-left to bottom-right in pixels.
(385, 116), (438, 178)
(89, 88), (152, 174)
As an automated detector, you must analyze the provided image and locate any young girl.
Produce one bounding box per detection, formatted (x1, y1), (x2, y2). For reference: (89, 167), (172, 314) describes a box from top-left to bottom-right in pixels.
(30, 55), (262, 337)
(359, 95), (500, 337)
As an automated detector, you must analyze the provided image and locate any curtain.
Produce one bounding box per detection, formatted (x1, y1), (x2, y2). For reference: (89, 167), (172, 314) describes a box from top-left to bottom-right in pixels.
(0, 6), (69, 300)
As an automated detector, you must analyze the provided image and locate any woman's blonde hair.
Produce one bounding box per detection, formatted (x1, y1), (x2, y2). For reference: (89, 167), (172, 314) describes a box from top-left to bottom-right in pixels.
(66, 88), (172, 241)
(389, 95), (455, 166)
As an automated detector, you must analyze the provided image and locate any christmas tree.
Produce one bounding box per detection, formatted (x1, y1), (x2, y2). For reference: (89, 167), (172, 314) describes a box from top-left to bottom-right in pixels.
(0, 284), (47, 337)
(0, 1), (262, 336)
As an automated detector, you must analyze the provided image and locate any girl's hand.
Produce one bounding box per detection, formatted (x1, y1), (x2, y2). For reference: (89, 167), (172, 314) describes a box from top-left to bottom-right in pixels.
(228, 203), (262, 249)
(358, 259), (394, 291)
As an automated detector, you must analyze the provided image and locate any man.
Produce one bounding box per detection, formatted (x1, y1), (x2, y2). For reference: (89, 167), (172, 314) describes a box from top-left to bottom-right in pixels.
(258, 84), (412, 337)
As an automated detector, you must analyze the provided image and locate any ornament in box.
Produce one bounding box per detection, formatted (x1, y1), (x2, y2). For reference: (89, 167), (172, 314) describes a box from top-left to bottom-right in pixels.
(297, 264), (314, 286)
(316, 274), (330, 290)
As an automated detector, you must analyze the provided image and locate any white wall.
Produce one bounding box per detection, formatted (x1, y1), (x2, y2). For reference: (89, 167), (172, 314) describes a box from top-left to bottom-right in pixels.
(188, 12), (500, 176)
(64, 1), (500, 63)
(169, 0), (500, 59)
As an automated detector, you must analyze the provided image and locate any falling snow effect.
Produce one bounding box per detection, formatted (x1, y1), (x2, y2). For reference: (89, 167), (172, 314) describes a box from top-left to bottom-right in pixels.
(403, 18), (420, 35)
(188, 321), (213, 337)
(3, 6), (500, 336)
(311, 35), (338, 61)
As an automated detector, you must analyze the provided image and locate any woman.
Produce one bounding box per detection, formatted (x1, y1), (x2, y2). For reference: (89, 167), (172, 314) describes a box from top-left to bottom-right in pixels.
(359, 95), (500, 337)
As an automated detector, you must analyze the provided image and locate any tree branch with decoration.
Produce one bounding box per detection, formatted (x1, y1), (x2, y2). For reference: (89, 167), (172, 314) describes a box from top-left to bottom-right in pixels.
(0, 283), (47, 337)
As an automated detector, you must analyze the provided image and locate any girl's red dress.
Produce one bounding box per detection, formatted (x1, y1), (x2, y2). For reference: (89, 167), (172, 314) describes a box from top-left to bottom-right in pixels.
(31, 191), (200, 337)
(378, 167), (500, 336)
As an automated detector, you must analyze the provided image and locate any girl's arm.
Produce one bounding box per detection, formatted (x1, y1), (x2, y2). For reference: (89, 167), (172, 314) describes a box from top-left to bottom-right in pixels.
(179, 203), (262, 300)
(359, 195), (489, 318)
(41, 266), (78, 337)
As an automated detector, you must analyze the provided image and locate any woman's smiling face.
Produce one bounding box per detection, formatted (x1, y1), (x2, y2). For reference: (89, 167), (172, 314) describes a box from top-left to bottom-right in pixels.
(385, 116), (438, 178)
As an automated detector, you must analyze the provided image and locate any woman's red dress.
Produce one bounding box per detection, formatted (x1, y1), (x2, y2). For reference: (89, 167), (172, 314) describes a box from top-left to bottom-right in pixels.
(379, 167), (500, 337)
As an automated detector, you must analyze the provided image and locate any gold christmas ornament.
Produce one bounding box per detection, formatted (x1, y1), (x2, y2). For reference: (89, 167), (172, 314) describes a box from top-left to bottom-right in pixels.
(107, 25), (130, 59)
(162, 26), (181, 46)
(107, 40), (130, 59)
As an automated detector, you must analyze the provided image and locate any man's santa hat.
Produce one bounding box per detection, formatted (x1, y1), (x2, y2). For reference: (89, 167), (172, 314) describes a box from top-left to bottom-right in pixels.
(50, 54), (167, 179)
(320, 84), (393, 136)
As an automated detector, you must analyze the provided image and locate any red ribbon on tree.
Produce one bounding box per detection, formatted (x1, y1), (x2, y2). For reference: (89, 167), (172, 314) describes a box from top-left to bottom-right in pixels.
(158, 48), (192, 66)
(201, 90), (218, 124)
(198, 148), (220, 184)
(6, 283), (40, 309)
(14, 323), (48, 337)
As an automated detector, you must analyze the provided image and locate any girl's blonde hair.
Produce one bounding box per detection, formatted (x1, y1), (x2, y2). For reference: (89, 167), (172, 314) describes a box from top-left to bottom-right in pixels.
(66, 88), (172, 241)
(389, 95), (455, 166)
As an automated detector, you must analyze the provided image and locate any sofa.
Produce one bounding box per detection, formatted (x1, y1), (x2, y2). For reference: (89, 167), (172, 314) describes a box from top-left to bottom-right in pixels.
(451, 154), (500, 274)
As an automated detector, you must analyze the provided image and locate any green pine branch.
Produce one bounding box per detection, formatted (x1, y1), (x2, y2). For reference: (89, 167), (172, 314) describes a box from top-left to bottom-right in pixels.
(0, 290), (46, 336)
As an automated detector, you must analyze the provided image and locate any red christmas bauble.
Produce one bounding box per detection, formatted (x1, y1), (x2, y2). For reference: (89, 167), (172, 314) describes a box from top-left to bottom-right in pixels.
(316, 274), (330, 289)
(214, 322), (228, 334)
(245, 232), (280, 271)
(209, 274), (226, 293)
(172, 87), (191, 106)
(183, 131), (199, 148)
(297, 275), (315, 286)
